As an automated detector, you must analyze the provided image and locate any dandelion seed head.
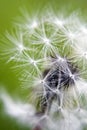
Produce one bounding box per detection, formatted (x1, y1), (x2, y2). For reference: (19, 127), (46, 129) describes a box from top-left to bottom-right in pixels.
(73, 43), (87, 65)
(30, 20), (38, 29)
(57, 56), (66, 63)
(30, 58), (36, 65)
(17, 44), (25, 52)
(34, 78), (45, 86)
(68, 32), (75, 40)
(2, 10), (87, 130)
(54, 18), (64, 27)
(65, 30), (77, 45)
(0, 89), (36, 125)
(69, 73), (75, 79)
(43, 37), (51, 45)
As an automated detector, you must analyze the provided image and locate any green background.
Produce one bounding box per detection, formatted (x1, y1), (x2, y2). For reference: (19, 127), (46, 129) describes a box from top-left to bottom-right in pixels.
(0, 0), (87, 130)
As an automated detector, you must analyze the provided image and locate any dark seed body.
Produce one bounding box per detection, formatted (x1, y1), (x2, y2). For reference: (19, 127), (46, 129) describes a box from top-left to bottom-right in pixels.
(40, 58), (79, 113)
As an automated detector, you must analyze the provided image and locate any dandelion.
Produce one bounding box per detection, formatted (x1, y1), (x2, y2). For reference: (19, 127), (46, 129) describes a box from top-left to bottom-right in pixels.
(14, 9), (39, 35)
(0, 30), (31, 63)
(1, 10), (87, 130)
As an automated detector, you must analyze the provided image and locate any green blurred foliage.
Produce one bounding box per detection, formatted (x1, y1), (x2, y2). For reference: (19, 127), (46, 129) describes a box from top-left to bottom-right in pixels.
(0, 0), (87, 130)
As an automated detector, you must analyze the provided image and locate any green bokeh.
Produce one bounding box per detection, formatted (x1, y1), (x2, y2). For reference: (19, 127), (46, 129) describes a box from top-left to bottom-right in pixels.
(0, 0), (87, 130)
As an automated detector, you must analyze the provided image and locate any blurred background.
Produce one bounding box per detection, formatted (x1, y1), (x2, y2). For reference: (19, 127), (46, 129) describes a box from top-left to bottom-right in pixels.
(0, 0), (87, 130)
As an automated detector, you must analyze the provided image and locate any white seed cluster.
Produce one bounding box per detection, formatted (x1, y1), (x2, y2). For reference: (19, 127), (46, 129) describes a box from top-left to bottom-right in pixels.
(1, 10), (87, 130)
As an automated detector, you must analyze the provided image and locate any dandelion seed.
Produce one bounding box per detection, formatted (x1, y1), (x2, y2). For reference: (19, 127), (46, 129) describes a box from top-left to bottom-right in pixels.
(0, 89), (36, 126)
(43, 37), (50, 45)
(18, 44), (25, 52)
(73, 43), (87, 68)
(29, 25), (57, 57)
(30, 20), (38, 29)
(63, 29), (78, 46)
(54, 18), (65, 28)
(0, 30), (31, 63)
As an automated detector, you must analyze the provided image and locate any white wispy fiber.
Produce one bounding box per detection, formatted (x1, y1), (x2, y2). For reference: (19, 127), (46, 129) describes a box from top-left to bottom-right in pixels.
(1, 89), (87, 130)
(1, 10), (87, 130)
(0, 89), (37, 126)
